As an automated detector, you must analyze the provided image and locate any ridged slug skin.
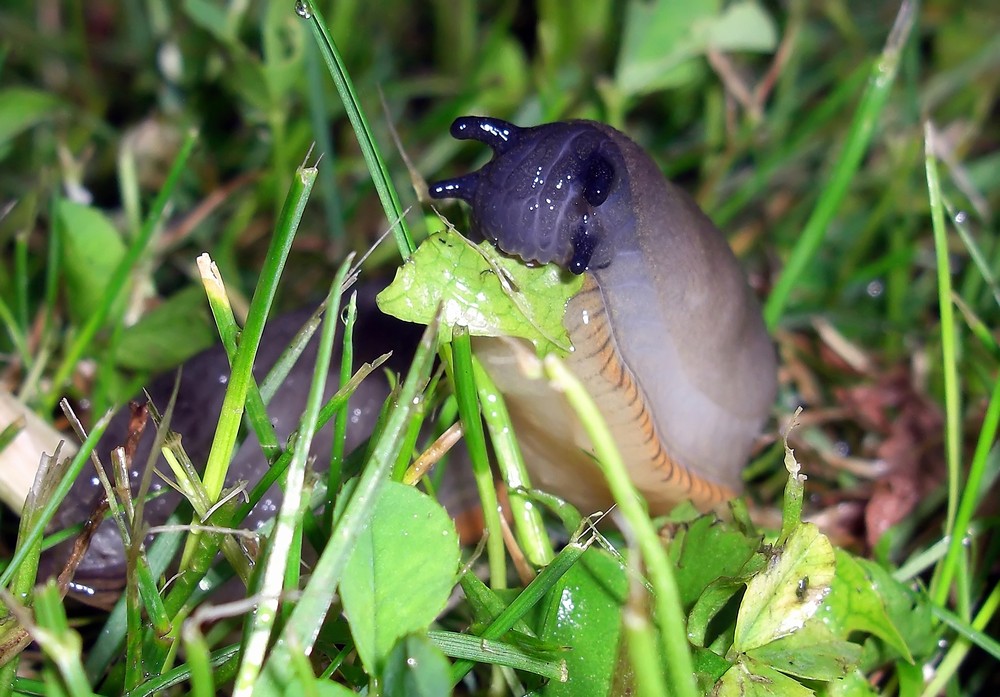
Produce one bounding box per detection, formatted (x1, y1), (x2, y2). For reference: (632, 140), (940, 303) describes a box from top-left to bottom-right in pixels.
(430, 116), (777, 514)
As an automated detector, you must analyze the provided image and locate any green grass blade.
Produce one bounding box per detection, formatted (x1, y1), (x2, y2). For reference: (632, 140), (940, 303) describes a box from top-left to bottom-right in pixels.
(198, 256), (280, 462)
(763, 1), (915, 329)
(447, 330), (506, 589)
(450, 538), (589, 684)
(543, 354), (698, 697)
(0, 409), (112, 590)
(9, 582), (92, 697)
(232, 261), (351, 696)
(924, 123), (964, 610)
(472, 356), (554, 566)
(200, 164), (317, 501)
(428, 630), (566, 681)
(327, 290), (356, 513)
(921, 580), (1000, 697)
(298, 0), (415, 259)
(122, 644), (241, 697)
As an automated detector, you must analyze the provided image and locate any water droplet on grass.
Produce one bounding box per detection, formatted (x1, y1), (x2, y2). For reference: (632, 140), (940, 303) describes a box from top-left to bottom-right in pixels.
(294, 1), (312, 19)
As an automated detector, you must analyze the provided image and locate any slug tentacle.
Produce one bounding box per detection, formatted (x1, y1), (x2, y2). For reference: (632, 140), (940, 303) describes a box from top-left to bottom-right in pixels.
(429, 118), (627, 273)
(429, 173), (479, 203)
(450, 116), (520, 153)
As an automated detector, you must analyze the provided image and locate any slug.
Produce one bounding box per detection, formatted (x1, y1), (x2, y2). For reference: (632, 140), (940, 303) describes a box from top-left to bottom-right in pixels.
(44, 116), (775, 605)
(429, 116), (776, 514)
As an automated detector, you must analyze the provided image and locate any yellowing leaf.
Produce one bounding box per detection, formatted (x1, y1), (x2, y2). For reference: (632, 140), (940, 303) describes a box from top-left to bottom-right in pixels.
(734, 523), (835, 653)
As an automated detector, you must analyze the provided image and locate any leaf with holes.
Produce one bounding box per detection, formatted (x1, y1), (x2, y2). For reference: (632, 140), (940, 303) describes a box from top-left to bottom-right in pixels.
(376, 230), (582, 355)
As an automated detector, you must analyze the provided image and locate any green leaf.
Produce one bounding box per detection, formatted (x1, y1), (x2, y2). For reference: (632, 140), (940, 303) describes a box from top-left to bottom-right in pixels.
(0, 88), (62, 149)
(687, 577), (744, 650)
(383, 634), (452, 697)
(376, 230), (582, 355)
(667, 514), (761, 612)
(616, 0), (777, 97)
(746, 618), (862, 681)
(340, 481), (460, 674)
(734, 524), (835, 653)
(703, 1), (779, 53)
(714, 657), (815, 697)
(692, 647), (732, 692)
(686, 529), (769, 650)
(114, 286), (216, 371)
(616, 0), (713, 95)
(56, 199), (127, 325)
(814, 551), (913, 663)
(873, 562), (936, 664)
(536, 548), (628, 696)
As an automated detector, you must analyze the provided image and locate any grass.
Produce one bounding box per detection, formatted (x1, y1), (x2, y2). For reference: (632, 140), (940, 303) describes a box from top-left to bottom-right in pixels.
(0, 0), (998, 695)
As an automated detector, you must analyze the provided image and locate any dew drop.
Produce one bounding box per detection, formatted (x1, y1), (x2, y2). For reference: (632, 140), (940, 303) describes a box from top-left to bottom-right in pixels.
(294, 1), (312, 18)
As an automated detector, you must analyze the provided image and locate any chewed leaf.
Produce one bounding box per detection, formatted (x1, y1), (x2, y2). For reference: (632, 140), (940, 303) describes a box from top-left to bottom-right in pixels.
(734, 523), (835, 653)
(376, 230), (583, 355)
(667, 514), (761, 612)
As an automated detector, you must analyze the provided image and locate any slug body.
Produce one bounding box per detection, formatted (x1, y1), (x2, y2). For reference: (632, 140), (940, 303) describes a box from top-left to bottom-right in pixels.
(430, 117), (776, 513)
(44, 117), (775, 605)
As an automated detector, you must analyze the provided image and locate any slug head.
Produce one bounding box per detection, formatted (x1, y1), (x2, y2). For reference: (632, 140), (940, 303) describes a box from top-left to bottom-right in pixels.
(429, 117), (629, 273)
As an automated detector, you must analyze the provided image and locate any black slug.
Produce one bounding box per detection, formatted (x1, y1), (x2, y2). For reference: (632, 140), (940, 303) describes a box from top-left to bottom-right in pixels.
(429, 116), (776, 514)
